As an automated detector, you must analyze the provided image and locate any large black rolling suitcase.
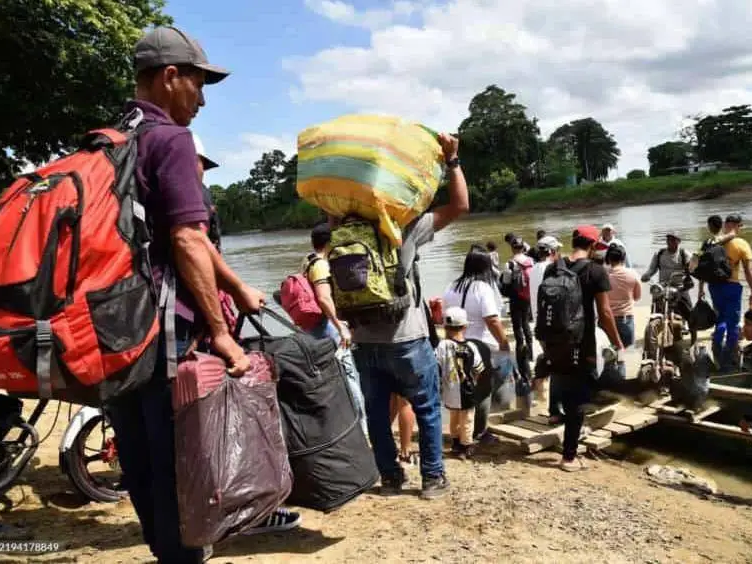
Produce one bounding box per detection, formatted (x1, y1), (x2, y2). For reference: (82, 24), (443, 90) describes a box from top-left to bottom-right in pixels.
(237, 309), (378, 512)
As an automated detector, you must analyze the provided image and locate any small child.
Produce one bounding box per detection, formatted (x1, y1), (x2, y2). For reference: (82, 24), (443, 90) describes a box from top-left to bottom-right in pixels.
(436, 307), (485, 459)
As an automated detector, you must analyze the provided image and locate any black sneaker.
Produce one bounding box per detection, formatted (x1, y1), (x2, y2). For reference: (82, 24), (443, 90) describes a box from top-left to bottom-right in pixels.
(241, 508), (302, 535)
(380, 469), (407, 496)
(420, 473), (449, 500)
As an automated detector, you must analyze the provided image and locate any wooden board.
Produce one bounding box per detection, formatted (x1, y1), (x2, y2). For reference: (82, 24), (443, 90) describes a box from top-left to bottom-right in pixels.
(654, 404), (684, 415)
(613, 411), (658, 431)
(708, 383), (752, 402)
(603, 422), (633, 436)
(512, 419), (552, 434)
(691, 404), (721, 422)
(582, 435), (612, 451)
(659, 413), (752, 442)
(522, 428), (564, 454)
(487, 409), (528, 425)
(487, 423), (540, 441)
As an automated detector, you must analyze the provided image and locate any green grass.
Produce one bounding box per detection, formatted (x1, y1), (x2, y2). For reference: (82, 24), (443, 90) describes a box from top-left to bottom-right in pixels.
(512, 170), (752, 211)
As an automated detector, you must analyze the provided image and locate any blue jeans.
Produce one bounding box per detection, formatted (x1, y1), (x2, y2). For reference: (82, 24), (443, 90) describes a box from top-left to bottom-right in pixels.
(353, 338), (443, 480)
(309, 319), (367, 437)
(473, 352), (515, 438)
(708, 282), (743, 355)
(615, 315), (635, 348)
(106, 336), (203, 563)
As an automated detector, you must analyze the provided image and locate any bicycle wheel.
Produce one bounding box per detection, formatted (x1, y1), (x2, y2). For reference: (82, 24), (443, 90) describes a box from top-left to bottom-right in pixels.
(62, 414), (127, 503)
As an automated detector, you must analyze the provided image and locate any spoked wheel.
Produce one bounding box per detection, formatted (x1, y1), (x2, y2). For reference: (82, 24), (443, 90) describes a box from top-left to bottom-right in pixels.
(0, 420), (40, 495)
(62, 414), (126, 503)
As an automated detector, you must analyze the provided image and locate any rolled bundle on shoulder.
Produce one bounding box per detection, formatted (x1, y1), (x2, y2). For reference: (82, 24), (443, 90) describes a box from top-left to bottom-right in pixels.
(296, 114), (444, 246)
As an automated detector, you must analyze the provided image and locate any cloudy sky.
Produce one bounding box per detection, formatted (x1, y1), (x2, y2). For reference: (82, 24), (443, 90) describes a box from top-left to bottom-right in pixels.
(175, 0), (752, 186)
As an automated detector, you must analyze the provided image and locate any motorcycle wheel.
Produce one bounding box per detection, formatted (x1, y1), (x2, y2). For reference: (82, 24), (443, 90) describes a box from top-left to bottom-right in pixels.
(62, 414), (127, 503)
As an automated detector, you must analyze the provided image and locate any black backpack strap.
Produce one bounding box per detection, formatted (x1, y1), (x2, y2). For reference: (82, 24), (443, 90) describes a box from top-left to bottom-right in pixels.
(304, 253), (321, 274)
(568, 258), (590, 275)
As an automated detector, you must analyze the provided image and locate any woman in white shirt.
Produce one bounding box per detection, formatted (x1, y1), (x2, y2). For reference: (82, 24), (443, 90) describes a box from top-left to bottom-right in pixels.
(443, 246), (512, 441)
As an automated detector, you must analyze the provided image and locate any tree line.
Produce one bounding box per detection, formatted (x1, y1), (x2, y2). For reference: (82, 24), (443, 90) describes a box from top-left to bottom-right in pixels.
(2, 2), (752, 234)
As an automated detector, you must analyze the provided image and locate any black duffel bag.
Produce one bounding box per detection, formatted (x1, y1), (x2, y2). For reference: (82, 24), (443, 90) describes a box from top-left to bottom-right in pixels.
(236, 309), (378, 512)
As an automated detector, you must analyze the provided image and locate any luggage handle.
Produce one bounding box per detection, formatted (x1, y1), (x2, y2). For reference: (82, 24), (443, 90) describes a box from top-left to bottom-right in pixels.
(233, 306), (301, 346)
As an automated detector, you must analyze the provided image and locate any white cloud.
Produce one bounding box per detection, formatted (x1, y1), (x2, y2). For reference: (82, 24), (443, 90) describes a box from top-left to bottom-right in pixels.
(303, 0), (417, 30)
(208, 132), (296, 186)
(290, 0), (752, 176)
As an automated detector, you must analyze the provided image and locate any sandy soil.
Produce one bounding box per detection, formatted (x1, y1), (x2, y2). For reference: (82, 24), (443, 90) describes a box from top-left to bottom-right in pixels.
(1, 307), (751, 564)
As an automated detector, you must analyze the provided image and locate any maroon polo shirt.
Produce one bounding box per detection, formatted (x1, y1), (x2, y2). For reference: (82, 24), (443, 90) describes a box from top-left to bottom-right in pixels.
(127, 99), (208, 324)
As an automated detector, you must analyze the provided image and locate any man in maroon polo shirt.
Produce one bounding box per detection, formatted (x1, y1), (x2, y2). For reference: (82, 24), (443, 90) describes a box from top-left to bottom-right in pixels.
(105, 27), (299, 564)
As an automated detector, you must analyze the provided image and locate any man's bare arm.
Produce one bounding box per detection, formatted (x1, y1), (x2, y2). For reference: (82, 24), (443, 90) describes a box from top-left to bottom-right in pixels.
(171, 224), (226, 338)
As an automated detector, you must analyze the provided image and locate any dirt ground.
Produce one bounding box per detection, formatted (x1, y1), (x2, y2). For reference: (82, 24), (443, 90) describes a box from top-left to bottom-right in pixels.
(1, 418), (751, 564)
(2, 307), (752, 563)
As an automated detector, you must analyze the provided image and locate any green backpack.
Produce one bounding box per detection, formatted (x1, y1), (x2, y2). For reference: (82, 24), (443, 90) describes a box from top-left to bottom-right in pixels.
(328, 218), (412, 326)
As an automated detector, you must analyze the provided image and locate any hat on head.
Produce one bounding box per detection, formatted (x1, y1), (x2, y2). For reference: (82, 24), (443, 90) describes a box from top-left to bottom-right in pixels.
(537, 235), (562, 251)
(134, 26), (230, 84)
(510, 236), (525, 248)
(574, 225), (600, 243)
(726, 213), (743, 224)
(444, 307), (469, 328)
(666, 230), (681, 240)
(191, 132), (219, 170)
(602, 223), (615, 232)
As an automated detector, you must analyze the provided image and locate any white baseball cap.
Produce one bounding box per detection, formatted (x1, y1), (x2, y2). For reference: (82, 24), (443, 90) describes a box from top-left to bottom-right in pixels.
(537, 235), (562, 251)
(191, 132), (219, 170)
(444, 306), (469, 328)
(602, 223), (615, 231)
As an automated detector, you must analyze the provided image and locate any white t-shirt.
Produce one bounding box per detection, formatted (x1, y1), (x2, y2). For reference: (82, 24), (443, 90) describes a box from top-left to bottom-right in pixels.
(529, 259), (554, 320)
(443, 280), (503, 350)
(436, 338), (485, 410)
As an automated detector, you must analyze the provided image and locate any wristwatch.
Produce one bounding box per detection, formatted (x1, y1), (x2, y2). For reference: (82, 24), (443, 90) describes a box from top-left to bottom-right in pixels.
(445, 157), (460, 169)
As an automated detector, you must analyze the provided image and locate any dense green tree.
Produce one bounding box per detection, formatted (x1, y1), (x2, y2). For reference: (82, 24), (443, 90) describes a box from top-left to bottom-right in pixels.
(695, 105), (752, 168)
(549, 118), (620, 182)
(626, 169), (647, 179)
(0, 0), (171, 183)
(457, 85), (540, 189)
(647, 141), (692, 176)
(541, 139), (578, 187)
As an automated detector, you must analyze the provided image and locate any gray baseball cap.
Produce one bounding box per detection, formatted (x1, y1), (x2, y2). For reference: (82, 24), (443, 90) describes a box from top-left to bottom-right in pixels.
(134, 26), (230, 84)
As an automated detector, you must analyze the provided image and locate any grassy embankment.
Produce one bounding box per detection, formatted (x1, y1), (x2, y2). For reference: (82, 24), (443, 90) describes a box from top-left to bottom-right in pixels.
(241, 171), (752, 232)
(511, 170), (752, 212)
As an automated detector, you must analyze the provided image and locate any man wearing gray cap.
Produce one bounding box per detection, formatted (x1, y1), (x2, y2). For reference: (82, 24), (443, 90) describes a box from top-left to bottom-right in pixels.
(106, 27), (296, 564)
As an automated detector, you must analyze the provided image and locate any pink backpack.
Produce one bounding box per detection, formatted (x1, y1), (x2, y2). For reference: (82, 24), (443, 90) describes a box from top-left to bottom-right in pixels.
(280, 255), (324, 331)
(512, 257), (534, 301)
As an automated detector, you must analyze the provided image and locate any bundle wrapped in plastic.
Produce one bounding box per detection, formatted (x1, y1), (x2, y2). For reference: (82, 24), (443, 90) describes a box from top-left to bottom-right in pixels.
(297, 114), (444, 246)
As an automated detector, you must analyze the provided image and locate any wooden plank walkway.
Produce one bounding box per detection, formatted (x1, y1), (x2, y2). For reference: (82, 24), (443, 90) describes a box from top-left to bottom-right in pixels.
(484, 380), (752, 454)
(486, 401), (644, 454)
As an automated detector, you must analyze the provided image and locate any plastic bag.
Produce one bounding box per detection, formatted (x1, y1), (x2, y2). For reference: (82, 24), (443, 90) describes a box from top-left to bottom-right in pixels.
(297, 114), (444, 246)
(173, 352), (292, 547)
(689, 298), (718, 331)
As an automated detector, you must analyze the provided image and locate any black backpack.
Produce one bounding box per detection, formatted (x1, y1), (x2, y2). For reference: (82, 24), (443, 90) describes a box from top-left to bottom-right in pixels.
(535, 259), (588, 346)
(499, 260), (525, 298)
(692, 240), (732, 283)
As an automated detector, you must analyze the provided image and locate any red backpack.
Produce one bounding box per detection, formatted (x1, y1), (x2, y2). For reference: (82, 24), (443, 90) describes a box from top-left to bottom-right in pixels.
(0, 116), (159, 405)
(279, 255), (324, 331)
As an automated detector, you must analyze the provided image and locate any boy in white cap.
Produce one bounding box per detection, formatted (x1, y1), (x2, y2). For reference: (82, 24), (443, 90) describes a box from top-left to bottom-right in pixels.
(436, 307), (486, 460)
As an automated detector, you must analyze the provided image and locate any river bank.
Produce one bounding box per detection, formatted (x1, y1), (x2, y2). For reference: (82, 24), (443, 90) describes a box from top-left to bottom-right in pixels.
(510, 171), (752, 212)
(224, 170), (752, 234)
